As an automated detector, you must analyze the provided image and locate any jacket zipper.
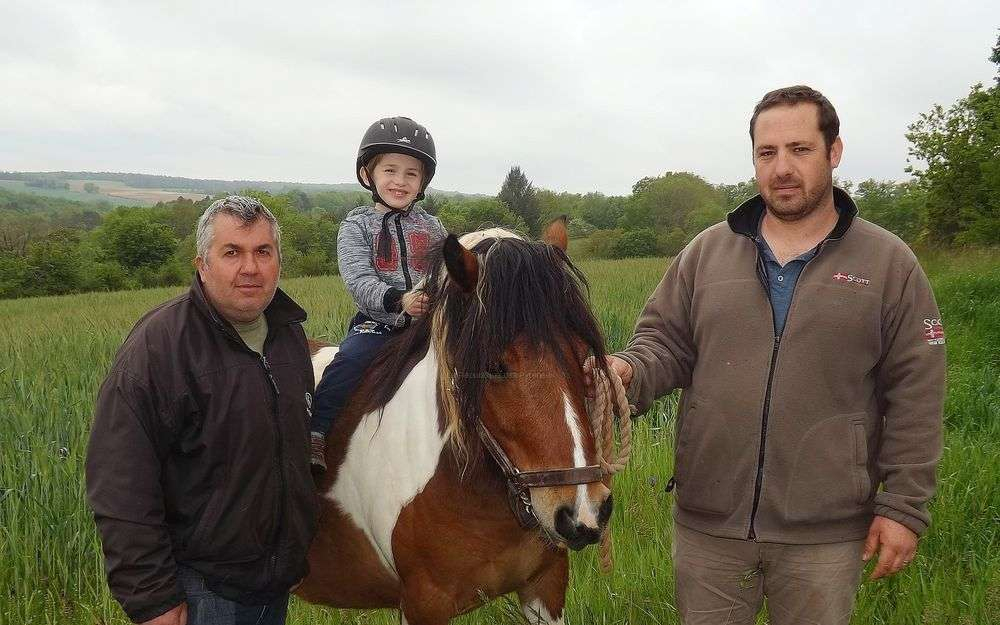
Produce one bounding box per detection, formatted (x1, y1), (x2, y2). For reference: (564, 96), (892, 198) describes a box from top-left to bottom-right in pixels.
(258, 352), (285, 585)
(394, 214), (413, 291)
(747, 246), (776, 540)
(748, 334), (779, 540)
(746, 237), (823, 540)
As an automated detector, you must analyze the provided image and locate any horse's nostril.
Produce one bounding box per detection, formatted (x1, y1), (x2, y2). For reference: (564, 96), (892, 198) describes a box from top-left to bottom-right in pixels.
(574, 523), (601, 547)
(555, 506), (576, 540)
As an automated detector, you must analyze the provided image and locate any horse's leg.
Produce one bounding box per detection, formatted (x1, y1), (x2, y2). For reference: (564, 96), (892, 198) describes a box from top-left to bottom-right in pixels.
(398, 581), (454, 625)
(517, 552), (569, 625)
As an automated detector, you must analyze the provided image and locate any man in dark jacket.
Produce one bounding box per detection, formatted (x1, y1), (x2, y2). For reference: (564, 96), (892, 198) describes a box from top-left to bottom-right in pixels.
(87, 196), (318, 625)
(590, 87), (946, 624)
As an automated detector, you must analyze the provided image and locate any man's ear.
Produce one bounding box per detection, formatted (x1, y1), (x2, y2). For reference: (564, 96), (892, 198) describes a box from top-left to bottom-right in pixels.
(195, 255), (206, 276)
(829, 136), (844, 169)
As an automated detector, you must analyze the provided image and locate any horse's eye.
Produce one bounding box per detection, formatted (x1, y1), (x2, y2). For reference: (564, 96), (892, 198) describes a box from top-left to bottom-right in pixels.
(488, 362), (508, 380)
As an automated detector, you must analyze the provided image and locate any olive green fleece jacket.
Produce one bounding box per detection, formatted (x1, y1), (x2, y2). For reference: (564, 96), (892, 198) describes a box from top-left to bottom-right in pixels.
(616, 188), (945, 543)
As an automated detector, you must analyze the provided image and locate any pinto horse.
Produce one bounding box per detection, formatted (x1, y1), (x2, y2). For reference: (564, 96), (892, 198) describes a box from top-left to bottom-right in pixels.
(295, 222), (613, 625)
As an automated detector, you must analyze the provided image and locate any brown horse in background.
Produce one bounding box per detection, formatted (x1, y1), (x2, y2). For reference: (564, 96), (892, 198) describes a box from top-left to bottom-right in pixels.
(295, 222), (613, 624)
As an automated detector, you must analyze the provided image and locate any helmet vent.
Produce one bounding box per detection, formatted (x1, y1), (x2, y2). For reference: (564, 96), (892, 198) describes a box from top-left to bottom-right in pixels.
(393, 123), (398, 133)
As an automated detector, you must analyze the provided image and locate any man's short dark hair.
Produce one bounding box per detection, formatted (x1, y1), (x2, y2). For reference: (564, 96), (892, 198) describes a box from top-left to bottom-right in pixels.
(750, 85), (840, 151)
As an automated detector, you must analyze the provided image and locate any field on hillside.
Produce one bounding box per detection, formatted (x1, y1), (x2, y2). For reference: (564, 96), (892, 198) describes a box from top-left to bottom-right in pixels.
(2, 252), (998, 624)
(0, 179), (207, 207)
(0, 180), (137, 207)
(64, 180), (209, 204)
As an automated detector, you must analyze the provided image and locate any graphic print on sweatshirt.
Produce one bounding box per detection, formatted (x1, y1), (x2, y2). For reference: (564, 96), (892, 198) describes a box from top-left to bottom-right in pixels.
(373, 231), (431, 273)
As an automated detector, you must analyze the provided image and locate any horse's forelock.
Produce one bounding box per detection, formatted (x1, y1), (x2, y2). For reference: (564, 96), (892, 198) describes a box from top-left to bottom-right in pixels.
(436, 236), (607, 467)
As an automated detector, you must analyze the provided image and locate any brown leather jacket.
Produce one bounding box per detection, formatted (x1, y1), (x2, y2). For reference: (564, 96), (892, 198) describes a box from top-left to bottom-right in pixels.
(618, 188), (946, 544)
(86, 276), (317, 622)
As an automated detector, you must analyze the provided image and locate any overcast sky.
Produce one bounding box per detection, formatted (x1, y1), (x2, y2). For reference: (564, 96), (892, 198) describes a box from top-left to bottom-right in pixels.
(1, 2), (996, 196)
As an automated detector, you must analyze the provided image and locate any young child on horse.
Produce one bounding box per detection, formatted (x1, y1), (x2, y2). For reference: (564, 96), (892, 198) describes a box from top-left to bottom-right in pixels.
(310, 117), (446, 473)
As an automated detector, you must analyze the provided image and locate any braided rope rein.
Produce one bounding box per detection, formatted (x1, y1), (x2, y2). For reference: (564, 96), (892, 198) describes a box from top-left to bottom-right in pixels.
(584, 357), (634, 573)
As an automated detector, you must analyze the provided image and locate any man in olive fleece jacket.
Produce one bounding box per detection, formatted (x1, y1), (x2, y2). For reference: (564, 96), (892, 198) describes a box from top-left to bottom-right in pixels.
(595, 87), (945, 624)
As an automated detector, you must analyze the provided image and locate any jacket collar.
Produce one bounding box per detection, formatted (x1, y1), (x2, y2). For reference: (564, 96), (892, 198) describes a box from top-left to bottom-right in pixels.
(189, 273), (307, 332)
(727, 186), (858, 242)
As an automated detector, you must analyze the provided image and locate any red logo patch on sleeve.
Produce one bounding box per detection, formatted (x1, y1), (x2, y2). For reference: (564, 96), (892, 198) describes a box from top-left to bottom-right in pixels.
(923, 318), (945, 345)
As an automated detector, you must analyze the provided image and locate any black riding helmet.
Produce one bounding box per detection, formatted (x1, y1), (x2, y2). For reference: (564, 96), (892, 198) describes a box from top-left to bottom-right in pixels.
(357, 117), (437, 207)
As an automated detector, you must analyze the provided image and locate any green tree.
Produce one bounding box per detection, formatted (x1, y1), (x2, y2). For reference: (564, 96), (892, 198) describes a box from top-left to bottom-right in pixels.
(905, 34), (1000, 245)
(83, 182), (99, 193)
(498, 166), (540, 236)
(0, 252), (28, 298)
(23, 229), (84, 296)
(612, 228), (658, 258)
(421, 193), (442, 216)
(717, 178), (758, 209)
(659, 227), (689, 257)
(286, 189), (312, 212)
(622, 171), (726, 232)
(579, 192), (625, 230)
(97, 209), (178, 271)
(587, 229), (624, 258)
(854, 179), (926, 243)
(438, 197), (526, 235)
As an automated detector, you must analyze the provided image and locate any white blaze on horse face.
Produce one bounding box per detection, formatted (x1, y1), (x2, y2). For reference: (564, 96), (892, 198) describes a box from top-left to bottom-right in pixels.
(563, 393), (600, 529)
(522, 598), (564, 625)
(324, 348), (445, 578)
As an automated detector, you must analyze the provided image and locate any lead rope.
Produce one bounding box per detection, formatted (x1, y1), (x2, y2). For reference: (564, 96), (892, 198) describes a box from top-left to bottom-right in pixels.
(585, 356), (634, 573)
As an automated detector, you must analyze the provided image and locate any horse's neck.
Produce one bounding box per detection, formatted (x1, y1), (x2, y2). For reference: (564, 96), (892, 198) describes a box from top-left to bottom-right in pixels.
(326, 346), (447, 574)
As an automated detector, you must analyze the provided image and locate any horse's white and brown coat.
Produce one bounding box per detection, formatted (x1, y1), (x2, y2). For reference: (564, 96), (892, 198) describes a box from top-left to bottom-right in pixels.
(322, 347), (444, 575)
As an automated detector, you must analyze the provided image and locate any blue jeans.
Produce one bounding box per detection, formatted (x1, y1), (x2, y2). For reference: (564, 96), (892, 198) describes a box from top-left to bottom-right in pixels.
(177, 566), (288, 625)
(311, 313), (396, 435)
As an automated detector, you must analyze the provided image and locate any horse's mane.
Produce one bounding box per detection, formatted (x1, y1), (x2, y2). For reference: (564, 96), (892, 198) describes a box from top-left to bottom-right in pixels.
(360, 231), (608, 466)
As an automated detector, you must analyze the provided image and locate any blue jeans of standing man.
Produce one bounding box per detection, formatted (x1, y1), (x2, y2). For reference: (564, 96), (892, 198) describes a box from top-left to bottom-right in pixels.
(177, 566), (289, 625)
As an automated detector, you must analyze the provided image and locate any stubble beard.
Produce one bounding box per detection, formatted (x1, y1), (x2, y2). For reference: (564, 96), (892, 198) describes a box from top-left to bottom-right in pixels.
(764, 176), (832, 223)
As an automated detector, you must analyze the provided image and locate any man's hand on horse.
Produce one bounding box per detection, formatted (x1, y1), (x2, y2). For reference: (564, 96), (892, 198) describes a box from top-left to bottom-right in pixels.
(141, 603), (187, 625)
(863, 515), (918, 580)
(583, 355), (633, 398)
(402, 290), (429, 317)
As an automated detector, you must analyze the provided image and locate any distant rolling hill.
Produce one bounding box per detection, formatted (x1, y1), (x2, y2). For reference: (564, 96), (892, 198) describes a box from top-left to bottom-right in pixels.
(0, 171), (471, 207)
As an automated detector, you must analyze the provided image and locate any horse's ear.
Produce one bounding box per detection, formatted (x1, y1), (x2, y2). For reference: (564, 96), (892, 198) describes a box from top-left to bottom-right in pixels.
(542, 215), (569, 253)
(443, 234), (479, 292)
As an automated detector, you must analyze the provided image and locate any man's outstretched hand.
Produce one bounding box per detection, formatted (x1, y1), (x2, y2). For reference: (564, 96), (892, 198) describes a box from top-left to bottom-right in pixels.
(584, 355), (633, 398)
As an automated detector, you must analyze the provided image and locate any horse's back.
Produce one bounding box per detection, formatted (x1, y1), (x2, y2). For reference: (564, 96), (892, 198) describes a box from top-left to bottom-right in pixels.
(311, 345), (339, 387)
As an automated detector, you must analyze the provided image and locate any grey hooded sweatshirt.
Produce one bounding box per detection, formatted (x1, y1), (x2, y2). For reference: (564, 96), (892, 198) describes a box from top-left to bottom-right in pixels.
(337, 205), (447, 327)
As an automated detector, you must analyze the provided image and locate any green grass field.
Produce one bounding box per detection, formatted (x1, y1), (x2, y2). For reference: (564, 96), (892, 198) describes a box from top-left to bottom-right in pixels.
(2, 251), (998, 624)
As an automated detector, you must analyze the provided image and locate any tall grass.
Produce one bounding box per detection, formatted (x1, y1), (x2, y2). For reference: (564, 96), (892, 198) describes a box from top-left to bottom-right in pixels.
(1, 250), (997, 625)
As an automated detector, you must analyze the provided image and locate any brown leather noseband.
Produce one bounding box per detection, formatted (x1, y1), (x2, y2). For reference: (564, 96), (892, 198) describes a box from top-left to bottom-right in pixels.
(476, 421), (605, 529)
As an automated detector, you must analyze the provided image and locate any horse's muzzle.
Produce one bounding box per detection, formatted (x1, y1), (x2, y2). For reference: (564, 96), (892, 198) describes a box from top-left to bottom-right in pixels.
(554, 494), (614, 551)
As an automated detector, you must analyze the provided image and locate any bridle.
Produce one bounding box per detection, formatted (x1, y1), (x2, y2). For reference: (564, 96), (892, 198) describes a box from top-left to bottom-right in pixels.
(475, 420), (605, 529)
